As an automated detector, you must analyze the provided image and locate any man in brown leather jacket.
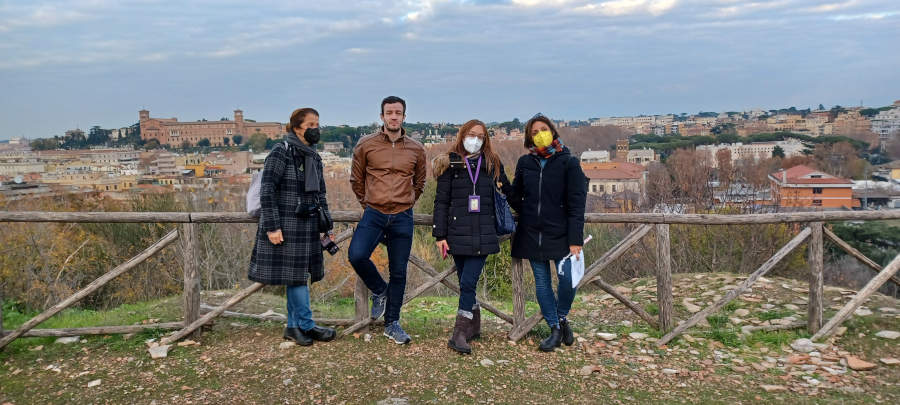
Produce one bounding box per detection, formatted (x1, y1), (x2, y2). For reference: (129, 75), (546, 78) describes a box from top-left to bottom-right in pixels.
(348, 96), (426, 344)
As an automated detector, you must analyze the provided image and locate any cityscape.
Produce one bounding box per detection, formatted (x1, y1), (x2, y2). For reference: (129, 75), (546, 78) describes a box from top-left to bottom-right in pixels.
(2, 100), (899, 211)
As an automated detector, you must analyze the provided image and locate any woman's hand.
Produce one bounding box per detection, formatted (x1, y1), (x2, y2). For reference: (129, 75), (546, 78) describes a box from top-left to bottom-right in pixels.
(436, 240), (449, 253)
(267, 229), (284, 245)
(569, 245), (582, 258)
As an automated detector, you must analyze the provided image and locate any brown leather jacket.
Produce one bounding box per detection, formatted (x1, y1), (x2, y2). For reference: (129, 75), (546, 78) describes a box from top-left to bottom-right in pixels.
(350, 128), (427, 214)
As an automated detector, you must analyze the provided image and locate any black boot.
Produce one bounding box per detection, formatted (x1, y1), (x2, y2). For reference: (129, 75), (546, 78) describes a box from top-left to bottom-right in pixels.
(283, 327), (313, 346)
(539, 326), (562, 352)
(467, 306), (481, 342)
(448, 314), (472, 354)
(559, 318), (574, 346)
(303, 325), (336, 342)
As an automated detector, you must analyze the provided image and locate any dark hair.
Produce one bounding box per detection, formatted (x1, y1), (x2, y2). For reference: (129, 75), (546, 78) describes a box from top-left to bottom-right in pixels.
(450, 119), (502, 181)
(523, 114), (559, 148)
(380, 96), (406, 115)
(286, 108), (319, 134)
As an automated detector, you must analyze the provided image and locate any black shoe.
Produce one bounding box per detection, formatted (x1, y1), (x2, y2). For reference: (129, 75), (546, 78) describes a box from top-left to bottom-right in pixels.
(539, 326), (562, 352)
(283, 327), (313, 346)
(559, 318), (574, 346)
(303, 325), (336, 342)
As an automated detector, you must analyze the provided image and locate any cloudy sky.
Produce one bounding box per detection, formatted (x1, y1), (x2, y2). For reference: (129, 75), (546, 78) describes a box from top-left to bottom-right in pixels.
(1, 0), (898, 139)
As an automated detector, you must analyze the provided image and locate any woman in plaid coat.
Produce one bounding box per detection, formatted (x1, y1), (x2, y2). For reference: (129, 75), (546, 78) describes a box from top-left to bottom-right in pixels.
(248, 107), (336, 346)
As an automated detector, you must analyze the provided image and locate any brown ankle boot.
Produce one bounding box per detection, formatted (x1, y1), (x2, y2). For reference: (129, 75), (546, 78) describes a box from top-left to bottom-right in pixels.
(448, 314), (472, 354)
(467, 306), (481, 342)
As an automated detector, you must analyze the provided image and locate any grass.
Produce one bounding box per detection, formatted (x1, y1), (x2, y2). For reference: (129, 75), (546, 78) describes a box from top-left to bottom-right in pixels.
(758, 309), (795, 321)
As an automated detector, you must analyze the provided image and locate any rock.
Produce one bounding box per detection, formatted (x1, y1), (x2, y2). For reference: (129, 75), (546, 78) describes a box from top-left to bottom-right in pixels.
(620, 320), (632, 327)
(661, 368), (678, 375)
(854, 308), (873, 316)
(376, 398), (409, 405)
(783, 304), (799, 311)
(628, 332), (648, 340)
(733, 308), (750, 317)
(879, 358), (899, 365)
(846, 356), (877, 371)
(597, 333), (617, 341)
(878, 307), (898, 314)
(682, 299), (701, 313)
(874, 330), (899, 340)
(148, 345), (170, 359)
(364, 334), (373, 342)
(55, 336), (80, 344)
(761, 304), (775, 310)
(740, 326), (754, 335)
(760, 384), (787, 393)
(578, 365), (600, 376)
(790, 338), (826, 353)
(728, 317), (743, 325)
(279, 341), (295, 350)
(480, 358), (495, 367)
(283, 378), (292, 386)
(29, 345), (44, 351)
(836, 326), (847, 336)
(87, 379), (102, 388)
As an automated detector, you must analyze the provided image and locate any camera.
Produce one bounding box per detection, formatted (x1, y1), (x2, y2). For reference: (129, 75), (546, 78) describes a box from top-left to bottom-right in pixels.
(321, 235), (339, 255)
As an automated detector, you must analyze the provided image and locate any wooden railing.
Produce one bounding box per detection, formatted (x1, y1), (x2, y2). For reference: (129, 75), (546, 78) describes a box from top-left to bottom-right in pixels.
(1, 210), (899, 351)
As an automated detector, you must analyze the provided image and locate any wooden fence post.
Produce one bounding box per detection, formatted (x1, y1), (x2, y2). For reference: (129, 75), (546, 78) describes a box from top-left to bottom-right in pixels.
(510, 257), (526, 327)
(181, 223), (201, 339)
(656, 224), (674, 333)
(354, 278), (369, 334)
(808, 222), (824, 334)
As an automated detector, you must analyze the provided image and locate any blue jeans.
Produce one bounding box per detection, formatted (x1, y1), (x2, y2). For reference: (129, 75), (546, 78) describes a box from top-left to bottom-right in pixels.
(286, 284), (315, 330)
(348, 207), (414, 324)
(530, 259), (576, 328)
(452, 255), (487, 313)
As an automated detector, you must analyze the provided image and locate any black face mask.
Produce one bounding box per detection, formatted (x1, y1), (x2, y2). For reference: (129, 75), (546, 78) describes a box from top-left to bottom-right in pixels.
(303, 128), (320, 145)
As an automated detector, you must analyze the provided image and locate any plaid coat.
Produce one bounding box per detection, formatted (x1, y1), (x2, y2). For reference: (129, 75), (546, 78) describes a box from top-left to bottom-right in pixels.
(248, 142), (329, 286)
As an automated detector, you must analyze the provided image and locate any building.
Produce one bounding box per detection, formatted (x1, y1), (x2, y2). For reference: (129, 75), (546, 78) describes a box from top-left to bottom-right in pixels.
(323, 142), (344, 153)
(583, 161), (646, 197)
(139, 109), (283, 147)
(769, 165), (855, 209)
(580, 150), (610, 164)
(871, 104), (900, 147)
(697, 138), (807, 168)
(626, 148), (657, 165)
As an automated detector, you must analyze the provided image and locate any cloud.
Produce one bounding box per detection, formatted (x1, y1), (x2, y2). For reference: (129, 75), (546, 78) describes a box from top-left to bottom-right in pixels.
(571, 0), (680, 16)
(829, 10), (899, 20)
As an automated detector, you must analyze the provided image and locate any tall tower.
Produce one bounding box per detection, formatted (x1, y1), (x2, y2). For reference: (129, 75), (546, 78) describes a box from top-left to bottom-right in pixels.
(615, 139), (629, 161)
(234, 109), (243, 123)
(139, 109), (150, 121)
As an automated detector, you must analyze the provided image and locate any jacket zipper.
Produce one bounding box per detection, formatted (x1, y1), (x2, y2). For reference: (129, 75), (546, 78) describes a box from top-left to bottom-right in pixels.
(536, 156), (544, 248)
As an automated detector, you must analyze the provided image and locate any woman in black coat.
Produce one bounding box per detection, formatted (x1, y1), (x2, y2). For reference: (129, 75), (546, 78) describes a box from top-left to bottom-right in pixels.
(248, 107), (336, 347)
(508, 114), (587, 352)
(432, 119), (511, 354)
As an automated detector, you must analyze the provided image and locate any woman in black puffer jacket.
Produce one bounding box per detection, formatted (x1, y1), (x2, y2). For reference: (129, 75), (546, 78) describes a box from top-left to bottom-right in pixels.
(432, 119), (511, 354)
(507, 114), (587, 352)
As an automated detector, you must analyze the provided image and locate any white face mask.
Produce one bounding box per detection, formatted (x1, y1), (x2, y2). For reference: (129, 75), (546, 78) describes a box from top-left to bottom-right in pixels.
(463, 136), (483, 154)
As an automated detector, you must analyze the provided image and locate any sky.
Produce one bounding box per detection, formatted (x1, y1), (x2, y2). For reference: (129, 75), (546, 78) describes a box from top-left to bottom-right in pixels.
(1, 0), (899, 140)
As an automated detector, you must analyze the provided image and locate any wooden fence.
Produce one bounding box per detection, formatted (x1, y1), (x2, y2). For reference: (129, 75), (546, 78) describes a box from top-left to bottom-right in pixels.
(1, 210), (899, 351)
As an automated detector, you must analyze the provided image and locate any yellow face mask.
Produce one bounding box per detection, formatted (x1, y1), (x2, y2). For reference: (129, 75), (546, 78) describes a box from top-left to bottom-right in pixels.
(533, 130), (553, 148)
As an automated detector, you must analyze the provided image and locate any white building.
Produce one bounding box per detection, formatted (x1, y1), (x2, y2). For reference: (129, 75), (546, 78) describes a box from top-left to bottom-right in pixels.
(871, 107), (900, 145)
(697, 138), (807, 168)
(580, 150), (610, 163)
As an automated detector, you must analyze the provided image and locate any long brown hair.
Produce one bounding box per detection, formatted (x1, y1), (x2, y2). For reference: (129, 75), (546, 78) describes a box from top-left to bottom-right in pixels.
(450, 119), (502, 180)
(523, 115), (559, 149)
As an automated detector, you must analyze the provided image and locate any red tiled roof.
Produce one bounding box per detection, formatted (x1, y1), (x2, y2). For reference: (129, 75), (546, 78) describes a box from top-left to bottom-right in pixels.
(770, 165), (852, 185)
(584, 168), (643, 180)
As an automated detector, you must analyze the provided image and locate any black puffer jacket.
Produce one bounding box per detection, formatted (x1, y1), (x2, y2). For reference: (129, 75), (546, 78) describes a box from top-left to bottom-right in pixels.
(508, 147), (587, 261)
(432, 152), (511, 257)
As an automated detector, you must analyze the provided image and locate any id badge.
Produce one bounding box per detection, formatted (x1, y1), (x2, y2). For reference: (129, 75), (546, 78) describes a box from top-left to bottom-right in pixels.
(468, 195), (481, 213)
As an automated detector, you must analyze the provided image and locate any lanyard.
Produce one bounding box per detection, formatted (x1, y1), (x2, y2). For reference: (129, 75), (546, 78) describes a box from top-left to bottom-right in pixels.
(464, 155), (482, 195)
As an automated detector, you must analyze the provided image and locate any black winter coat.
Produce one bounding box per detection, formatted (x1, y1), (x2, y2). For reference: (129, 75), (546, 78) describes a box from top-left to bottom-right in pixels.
(248, 141), (329, 286)
(508, 147), (587, 261)
(432, 152), (511, 257)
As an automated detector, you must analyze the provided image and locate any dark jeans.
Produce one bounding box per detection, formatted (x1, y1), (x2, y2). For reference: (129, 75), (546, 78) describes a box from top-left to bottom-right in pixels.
(348, 207), (414, 324)
(452, 255), (487, 313)
(530, 259), (576, 328)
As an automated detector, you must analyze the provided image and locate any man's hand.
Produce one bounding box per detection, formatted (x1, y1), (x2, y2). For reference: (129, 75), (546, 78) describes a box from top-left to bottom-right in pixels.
(569, 245), (582, 259)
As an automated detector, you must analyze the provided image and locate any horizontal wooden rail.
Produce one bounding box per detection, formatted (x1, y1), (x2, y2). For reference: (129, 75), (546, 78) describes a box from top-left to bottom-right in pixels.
(0, 322), (184, 338)
(2, 210), (899, 225)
